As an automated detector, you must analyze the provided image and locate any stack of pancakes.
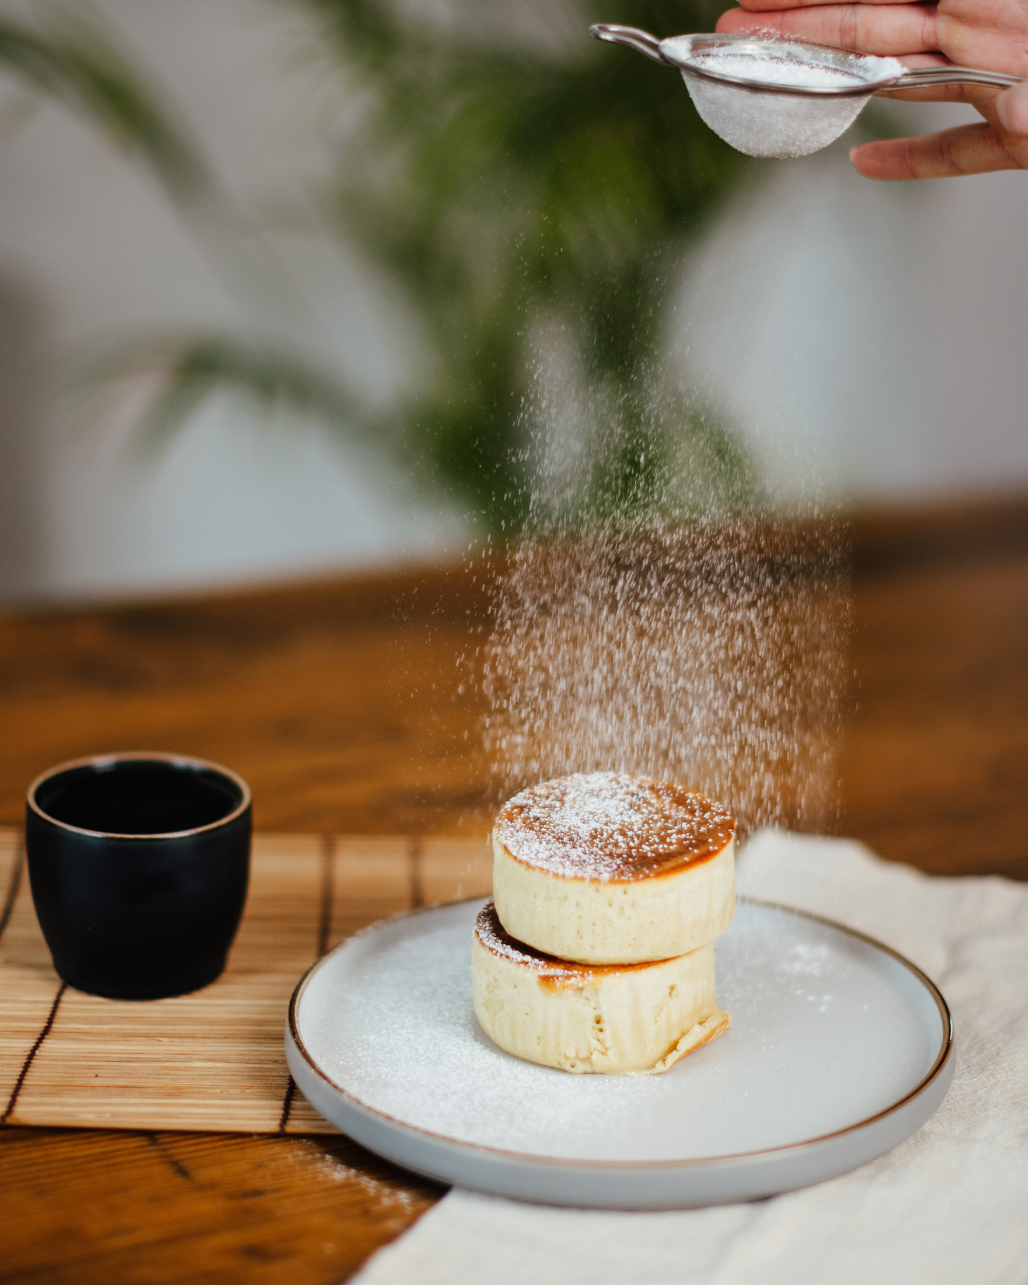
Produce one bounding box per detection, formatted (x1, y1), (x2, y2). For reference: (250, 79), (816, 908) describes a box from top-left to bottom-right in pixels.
(472, 772), (736, 1075)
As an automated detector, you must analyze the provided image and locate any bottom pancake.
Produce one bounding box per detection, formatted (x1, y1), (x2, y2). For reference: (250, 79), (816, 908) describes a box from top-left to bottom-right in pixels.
(472, 900), (729, 1075)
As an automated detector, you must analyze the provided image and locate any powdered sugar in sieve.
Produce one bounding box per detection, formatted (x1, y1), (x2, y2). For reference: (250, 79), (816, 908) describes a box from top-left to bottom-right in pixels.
(591, 27), (1022, 159)
(686, 54), (873, 89)
(673, 39), (901, 157)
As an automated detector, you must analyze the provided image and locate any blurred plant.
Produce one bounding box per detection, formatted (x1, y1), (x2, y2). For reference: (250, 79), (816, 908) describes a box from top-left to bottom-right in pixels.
(0, 11), (208, 205)
(305, 0), (757, 527)
(0, 1), (757, 529)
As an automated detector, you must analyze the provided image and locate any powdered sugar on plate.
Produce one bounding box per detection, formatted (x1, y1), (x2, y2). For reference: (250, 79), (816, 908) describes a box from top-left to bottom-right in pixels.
(293, 898), (943, 1163)
(493, 771), (735, 882)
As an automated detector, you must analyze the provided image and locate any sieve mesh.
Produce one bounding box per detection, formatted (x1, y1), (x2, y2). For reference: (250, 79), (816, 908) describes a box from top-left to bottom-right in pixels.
(592, 25), (1025, 159)
(654, 35), (903, 159)
(681, 68), (871, 158)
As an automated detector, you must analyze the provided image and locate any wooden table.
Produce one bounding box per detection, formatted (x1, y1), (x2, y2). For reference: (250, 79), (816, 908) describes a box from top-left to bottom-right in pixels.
(2, 496), (1027, 1283)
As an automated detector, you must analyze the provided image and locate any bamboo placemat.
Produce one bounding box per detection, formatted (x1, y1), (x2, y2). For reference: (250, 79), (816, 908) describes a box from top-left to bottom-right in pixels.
(0, 827), (491, 1134)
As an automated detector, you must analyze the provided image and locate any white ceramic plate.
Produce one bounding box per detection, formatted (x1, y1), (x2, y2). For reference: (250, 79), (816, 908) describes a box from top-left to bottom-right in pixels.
(286, 898), (953, 1208)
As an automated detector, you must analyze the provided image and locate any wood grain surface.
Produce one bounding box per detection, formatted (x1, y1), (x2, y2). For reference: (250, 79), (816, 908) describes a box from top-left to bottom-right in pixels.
(1, 494), (1027, 1283)
(0, 830), (490, 1134)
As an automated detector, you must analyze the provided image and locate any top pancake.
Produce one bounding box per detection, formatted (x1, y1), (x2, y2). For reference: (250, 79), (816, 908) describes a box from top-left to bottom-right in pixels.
(493, 771), (735, 884)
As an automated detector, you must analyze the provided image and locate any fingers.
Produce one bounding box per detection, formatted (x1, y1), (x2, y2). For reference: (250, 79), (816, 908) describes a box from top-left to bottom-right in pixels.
(850, 122), (1024, 177)
(877, 81), (1002, 107)
(712, 1), (1028, 177)
(729, 0), (909, 6)
(996, 79), (1028, 135)
(716, 3), (940, 55)
(876, 83), (985, 100)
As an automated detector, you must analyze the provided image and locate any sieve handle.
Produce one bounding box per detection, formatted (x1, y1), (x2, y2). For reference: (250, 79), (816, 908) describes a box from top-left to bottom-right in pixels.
(589, 24), (669, 65)
(894, 65), (1023, 89)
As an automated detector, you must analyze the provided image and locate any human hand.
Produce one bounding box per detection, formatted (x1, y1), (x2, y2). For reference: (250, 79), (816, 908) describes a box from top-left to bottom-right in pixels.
(715, 0), (1028, 177)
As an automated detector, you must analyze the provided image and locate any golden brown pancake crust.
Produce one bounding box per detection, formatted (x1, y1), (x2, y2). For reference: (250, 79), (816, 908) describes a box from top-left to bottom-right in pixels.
(493, 772), (735, 884)
(474, 900), (658, 990)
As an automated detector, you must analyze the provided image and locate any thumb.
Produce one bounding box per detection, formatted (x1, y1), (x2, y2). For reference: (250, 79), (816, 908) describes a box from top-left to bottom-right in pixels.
(996, 78), (1028, 136)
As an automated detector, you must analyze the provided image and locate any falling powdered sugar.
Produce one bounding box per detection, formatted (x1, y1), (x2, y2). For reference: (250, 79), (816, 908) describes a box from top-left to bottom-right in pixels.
(483, 362), (851, 837)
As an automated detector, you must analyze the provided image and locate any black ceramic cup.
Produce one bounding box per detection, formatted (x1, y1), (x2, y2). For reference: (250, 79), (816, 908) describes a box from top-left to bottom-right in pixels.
(26, 753), (251, 1000)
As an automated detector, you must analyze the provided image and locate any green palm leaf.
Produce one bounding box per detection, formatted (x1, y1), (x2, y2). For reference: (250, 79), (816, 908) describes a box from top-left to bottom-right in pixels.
(0, 11), (208, 205)
(3, 2), (761, 529)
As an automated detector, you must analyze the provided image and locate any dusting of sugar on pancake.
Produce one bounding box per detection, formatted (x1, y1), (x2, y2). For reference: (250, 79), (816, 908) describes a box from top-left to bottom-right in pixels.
(474, 899), (653, 987)
(493, 771), (734, 883)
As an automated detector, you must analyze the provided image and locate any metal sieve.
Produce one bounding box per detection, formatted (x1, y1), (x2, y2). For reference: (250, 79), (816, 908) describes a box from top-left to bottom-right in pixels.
(591, 25), (1022, 159)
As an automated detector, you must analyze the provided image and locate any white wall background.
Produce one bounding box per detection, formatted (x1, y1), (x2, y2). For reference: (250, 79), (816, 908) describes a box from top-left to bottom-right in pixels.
(672, 106), (1028, 506)
(0, 0), (468, 604)
(0, 0), (1026, 604)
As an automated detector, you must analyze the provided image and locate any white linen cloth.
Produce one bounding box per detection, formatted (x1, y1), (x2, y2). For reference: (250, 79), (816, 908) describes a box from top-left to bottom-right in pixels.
(353, 831), (1028, 1285)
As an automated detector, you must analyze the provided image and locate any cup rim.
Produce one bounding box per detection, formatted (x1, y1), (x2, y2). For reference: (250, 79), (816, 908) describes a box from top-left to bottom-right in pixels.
(27, 751), (252, 840)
